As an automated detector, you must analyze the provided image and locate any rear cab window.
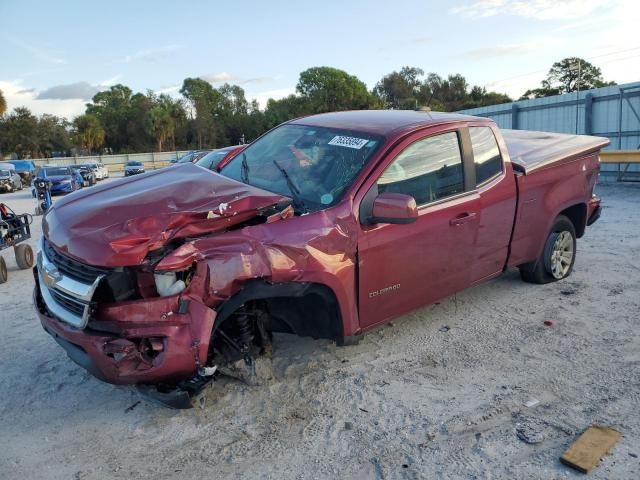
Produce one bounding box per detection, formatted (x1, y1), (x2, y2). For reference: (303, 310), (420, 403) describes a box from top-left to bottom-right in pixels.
(469, 127), (503, 186)
(377, 131), (464, 206)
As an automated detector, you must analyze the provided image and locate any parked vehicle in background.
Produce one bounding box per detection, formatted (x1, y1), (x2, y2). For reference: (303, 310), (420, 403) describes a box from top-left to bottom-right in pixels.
(124, 161), (145, 176)
(98, 163), (109, 179)
(195, 145), (244, 172)
(5, 160), (36, 184)
(34, 165), (82, 195)
(82, 162), (109, 180)
(0, 164), (23, 193)
(171, 151), (209, 165)
(34, 111), (607, 408)
(72, 165), (97, 186)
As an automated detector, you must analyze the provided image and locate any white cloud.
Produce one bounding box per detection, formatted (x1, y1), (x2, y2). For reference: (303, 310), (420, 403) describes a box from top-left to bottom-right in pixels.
(201, 72), (236, 83)
(36, 82), (100, 100)
(99, 74), (123, 87)
(1, 80), (86, 118)
(156, 84), (181, 95)
(450, 0), (611, 20)
(249, 87), (296, 109)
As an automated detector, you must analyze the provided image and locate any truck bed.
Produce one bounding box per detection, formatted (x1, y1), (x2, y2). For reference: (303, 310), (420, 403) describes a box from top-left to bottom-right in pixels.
(502, 129), (609, 174)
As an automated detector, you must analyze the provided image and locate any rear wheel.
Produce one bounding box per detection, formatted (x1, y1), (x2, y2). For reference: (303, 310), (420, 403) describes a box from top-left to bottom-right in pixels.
(520, 215), (576, 284)
(0, 257), (7, 283)
(15, 244), (34, 270)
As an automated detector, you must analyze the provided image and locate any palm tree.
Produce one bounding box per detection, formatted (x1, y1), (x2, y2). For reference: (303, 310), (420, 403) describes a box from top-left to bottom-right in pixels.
(0, 89), (7, 116)
(73, 114), (105, 153)
(145, 106), (175, 152)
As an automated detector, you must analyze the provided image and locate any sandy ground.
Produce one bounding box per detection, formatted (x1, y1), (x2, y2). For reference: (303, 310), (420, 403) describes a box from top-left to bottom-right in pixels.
(0, 179), (639, 480)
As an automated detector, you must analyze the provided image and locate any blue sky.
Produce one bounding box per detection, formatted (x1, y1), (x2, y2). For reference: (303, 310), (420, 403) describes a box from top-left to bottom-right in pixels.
(1, 0), (638, 118)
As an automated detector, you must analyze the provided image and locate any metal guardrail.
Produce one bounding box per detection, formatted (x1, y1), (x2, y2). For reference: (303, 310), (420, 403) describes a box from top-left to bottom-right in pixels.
(25, 150), (194, 172)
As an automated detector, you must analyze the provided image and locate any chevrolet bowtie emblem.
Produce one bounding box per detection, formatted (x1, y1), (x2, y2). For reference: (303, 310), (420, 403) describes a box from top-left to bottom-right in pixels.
(42, 263), (62, 287)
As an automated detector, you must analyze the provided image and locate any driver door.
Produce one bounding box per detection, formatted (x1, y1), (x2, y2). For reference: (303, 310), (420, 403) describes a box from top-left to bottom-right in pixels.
(357, 129), (480, 329)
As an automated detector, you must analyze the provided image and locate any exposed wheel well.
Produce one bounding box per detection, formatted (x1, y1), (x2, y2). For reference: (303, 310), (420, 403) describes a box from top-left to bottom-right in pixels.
(559, 203), (587, 238)
(214, 281), (343, 338)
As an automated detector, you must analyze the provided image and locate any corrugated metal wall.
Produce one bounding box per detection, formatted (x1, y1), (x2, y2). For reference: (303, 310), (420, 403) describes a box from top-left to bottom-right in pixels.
(458, 82), (640, 160)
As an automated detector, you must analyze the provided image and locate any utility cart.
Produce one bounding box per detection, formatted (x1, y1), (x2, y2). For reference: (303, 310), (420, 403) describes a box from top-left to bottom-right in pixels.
(0, 203), (34, 283)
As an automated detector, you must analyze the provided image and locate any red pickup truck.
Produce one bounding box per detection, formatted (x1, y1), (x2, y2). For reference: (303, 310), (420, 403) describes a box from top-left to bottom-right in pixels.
(34, 111), (607, 407)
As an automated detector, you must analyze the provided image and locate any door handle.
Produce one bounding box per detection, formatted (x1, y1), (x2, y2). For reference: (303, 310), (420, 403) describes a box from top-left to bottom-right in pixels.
(449, 212), (477, 226)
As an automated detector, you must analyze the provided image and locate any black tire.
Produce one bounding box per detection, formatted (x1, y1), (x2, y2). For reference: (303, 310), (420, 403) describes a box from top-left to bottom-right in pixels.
(14, 244), (34, 270)
(0, 256), (7, 283)
(519, 215), (577, 284)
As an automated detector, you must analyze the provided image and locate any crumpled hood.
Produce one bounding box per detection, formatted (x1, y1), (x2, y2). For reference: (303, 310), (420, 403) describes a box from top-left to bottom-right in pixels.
(43, 163), (287, 267)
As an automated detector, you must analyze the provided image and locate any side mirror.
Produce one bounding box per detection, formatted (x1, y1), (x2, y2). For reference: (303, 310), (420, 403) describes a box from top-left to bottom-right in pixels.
(369, 192), (418, 225)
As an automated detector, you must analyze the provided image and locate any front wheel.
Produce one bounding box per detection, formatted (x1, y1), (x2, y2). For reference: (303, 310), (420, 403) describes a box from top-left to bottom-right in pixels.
(519, 215), (577, 284)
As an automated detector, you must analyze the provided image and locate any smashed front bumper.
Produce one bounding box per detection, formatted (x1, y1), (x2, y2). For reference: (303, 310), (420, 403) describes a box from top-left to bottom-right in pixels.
(34, 274), (215, 386)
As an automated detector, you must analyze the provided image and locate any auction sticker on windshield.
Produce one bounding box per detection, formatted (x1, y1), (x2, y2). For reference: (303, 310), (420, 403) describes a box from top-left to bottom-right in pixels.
(328, 135), (369, 149)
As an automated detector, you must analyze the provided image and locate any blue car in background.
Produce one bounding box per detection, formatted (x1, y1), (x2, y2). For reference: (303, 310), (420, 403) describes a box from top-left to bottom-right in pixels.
(6, 160), (37, 184)
(32, 165), (82, 196)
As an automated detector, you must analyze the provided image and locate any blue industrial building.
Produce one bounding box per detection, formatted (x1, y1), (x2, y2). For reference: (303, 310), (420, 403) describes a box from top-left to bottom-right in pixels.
(458, 82), (640, 176)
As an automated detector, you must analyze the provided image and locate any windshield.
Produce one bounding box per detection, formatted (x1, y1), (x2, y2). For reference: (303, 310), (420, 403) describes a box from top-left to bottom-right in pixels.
(127, 162), (143, 166)
(220, 125), (381, 211)
(0, 170), (10, 177)
(43, 167), (71, 176)
(196, 150), (229, 171)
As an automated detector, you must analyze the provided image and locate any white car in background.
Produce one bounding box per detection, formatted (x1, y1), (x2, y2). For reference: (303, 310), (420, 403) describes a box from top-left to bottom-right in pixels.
(85, 162), (109, 180)
(96, 162), (109, 180)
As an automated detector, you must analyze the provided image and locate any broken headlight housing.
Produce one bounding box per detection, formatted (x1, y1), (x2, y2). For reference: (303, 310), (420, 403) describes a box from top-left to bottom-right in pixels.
(154, 271), (187, 297)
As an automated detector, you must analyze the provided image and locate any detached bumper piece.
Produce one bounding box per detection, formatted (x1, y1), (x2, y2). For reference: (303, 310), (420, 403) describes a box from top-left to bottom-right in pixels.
(136, 374), (216, 409)
(587, 205), (602, 226)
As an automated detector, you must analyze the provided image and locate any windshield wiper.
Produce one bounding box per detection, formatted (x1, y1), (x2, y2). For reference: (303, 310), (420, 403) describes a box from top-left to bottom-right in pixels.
(240, 153), (250, 183)
(272, 160), (306, 213)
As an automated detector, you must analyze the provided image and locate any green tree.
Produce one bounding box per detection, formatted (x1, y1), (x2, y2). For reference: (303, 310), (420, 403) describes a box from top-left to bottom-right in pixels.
(0, 89), (6, 116)
(1, 107), (40, 158)
(180, 78), (223, 148)
(463, 86), (511, 109)
(86, 84), (133, 152)
(374, 66), (425, 109)
(145, 106), (174, 152)
(157, 94), (187, 150)
(264, 94), (311, 129)
(296, 67), (373, 112)
(126, 91), (155, 152)
(38, 114), (71, 155)
(73, 113), (105, 154)
(521, 57), (615, 99)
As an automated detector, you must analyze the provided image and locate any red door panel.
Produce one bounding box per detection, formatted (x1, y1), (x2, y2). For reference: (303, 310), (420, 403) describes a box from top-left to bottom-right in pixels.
(358, 192), (480, 329)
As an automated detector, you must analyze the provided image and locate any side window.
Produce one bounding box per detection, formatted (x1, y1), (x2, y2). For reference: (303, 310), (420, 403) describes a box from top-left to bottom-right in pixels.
(469, 127), (502, 185)
(377, 131), (464, 205)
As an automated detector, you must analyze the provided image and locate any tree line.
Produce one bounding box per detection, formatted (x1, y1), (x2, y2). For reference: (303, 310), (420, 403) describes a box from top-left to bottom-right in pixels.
(0, 57), (614, 159)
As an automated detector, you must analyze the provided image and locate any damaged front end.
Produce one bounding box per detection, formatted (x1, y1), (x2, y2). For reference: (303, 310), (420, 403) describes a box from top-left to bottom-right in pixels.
(34, 239), (217, 403)
(34, 164), (358, 408)
(33, 165), (295, 407)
